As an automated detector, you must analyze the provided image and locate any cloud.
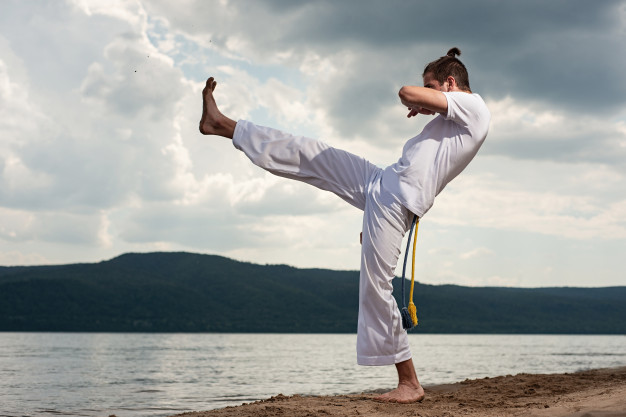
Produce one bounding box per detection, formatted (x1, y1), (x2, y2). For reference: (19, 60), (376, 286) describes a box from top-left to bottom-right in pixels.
(460, 247), (494, 260)
(81, 33), (185, 119)
(144, 0), (626, 123)
(116, 187), (359, 262)
(429, 172), (626, 240)
(127, 0), (626, 209)
(417, 265), (522, 287)
(1, 11), (205, 213)
(69, 0), (148, 29)
(0, 39), (39, 140)
(0, 249), (49, 266)
(0, 207), (109, 246)
(1, 0), (625, 288)
(0, 43), (64, 209)
(485, 96), (626, 169)
(234, 176), (344, 217)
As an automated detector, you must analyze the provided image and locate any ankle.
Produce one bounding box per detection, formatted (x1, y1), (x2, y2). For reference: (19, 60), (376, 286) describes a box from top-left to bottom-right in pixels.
(399, 379), (421, 390)
(214, 116), (236, 139)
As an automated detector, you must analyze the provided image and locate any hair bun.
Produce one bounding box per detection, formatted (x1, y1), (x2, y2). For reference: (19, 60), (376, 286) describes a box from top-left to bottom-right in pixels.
(447, 47), (461, 57)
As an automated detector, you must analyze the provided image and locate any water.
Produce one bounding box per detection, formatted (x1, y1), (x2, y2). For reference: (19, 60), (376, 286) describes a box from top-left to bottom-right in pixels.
(0, 333), (624, 417)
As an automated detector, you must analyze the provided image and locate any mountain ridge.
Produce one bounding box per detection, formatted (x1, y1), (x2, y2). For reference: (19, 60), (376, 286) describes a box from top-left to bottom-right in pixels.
(1, 251), (624, 334)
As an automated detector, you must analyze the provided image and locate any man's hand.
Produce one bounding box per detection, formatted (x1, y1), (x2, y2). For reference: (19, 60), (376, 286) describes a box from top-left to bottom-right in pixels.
(407, 107), (435, 118)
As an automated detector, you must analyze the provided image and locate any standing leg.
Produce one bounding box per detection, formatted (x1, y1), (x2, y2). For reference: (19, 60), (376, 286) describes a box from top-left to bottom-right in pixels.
(358, 172), (424, 403)
(376, 358), (424, 403)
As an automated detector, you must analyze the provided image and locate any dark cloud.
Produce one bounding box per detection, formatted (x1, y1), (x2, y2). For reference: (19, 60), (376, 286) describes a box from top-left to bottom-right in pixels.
(485, 132), (626, 168)
(253, 0), (615, 45)
(291, 0), (626, 113)
(146, 0), (626, 143)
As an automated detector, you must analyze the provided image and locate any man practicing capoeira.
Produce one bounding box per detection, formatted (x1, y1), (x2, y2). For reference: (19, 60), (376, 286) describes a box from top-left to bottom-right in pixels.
(199, 48), (490, 404)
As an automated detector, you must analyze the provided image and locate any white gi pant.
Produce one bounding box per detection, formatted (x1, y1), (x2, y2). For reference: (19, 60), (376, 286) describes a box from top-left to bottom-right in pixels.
(233, 120), (413, 366)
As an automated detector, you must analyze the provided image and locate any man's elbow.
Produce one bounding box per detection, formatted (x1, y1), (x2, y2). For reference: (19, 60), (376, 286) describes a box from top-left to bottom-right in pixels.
(399, 86), (422, 106)
(398, 86), (411, 102)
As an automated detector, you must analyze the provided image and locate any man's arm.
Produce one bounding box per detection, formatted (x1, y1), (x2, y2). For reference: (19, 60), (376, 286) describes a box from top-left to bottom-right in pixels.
(399, 86), (448, 117)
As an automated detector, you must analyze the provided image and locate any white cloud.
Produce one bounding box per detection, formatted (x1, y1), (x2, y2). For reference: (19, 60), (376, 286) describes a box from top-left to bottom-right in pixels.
(1, 0), (625, 288)
(69, 0), (148, 30)
(430, 172), (626, 240)
(485, 96), (626, 169)
(256, 78), (311, 127)
(0, 59), (39, 141)
(0, 43), (63, 208)
(0, 250), (49, 266)
(0, 207), (108, 246)
(419, 266), (522, 288)
(80, 33), (184, 119)
(460, 247), (494, 260)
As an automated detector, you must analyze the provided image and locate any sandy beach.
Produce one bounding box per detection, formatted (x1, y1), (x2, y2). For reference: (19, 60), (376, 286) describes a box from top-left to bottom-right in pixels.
(172, 366), (626, 417)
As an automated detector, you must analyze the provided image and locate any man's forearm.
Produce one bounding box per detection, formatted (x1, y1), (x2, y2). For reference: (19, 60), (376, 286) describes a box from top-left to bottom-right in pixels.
(398, 86), (448, 114)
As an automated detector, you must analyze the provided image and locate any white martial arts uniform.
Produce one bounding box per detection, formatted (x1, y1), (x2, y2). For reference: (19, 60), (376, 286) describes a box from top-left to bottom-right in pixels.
(232, 91), (490, 366)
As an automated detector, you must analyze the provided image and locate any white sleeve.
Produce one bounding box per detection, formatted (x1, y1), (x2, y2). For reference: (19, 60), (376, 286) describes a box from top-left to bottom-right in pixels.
(443, 92), (491, 135)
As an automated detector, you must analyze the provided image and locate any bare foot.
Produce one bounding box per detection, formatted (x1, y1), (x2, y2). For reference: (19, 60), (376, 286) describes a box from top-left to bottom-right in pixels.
(374, 382), (425, 404)
(199, 77), (236, 138)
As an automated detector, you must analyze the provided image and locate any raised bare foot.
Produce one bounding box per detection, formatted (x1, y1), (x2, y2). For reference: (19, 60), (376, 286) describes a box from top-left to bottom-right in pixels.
(374, 382), (425, 404)
(199, 77), (235, 138)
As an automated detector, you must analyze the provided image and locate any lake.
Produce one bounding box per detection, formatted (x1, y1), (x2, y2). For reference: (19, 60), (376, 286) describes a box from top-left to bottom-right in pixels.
(1, 333), (624, 417)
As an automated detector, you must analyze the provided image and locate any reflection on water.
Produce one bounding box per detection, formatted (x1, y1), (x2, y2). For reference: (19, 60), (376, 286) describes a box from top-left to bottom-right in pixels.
(0, 333), (624, 417)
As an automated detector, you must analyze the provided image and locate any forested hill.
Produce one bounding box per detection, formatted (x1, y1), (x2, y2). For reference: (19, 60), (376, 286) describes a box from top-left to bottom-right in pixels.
(0, 252), (624, 334)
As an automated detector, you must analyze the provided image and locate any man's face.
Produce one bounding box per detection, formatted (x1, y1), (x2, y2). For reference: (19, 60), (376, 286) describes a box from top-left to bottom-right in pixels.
(422, 72), (449, 92)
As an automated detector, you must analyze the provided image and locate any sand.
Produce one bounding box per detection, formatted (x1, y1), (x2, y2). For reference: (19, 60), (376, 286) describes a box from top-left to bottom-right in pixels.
(172, 367), (626, 417)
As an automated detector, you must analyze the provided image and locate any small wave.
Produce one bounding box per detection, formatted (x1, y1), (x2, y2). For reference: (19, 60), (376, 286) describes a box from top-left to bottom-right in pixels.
(551, 352), (626, 357)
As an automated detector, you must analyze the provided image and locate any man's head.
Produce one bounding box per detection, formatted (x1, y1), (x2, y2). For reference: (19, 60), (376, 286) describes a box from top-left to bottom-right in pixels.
(422, 47), (471, 93)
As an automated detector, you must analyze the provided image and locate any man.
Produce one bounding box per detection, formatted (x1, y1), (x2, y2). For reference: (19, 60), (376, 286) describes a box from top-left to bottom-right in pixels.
(199, 48), (490, 404)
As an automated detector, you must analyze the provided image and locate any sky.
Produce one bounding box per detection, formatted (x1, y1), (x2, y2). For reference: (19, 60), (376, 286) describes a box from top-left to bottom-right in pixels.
(1, 0), (625, 288)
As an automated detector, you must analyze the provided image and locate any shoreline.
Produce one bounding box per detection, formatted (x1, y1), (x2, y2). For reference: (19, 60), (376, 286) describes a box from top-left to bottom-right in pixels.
(171, 366), (626, 417)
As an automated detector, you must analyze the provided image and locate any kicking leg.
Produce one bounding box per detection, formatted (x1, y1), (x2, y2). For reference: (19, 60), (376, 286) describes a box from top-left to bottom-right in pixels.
(199, 77), (237, 139)
(199, 77), (377, 210)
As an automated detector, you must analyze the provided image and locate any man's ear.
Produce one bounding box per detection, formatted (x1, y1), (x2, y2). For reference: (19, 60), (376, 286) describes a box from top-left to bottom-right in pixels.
(447, 76), (457, 90)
